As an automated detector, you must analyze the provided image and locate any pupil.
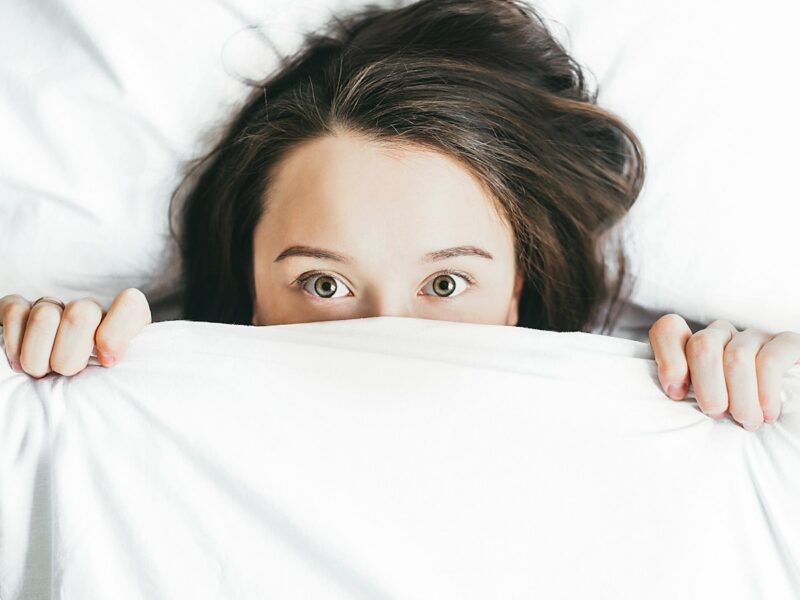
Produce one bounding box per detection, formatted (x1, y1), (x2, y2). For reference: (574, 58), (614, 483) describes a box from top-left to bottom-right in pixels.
(434, 275), (455, 296)
(315, 276), (336, 297)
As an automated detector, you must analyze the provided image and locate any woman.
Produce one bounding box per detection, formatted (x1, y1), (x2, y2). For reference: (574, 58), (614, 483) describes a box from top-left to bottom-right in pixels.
(1, 0), (797, 429)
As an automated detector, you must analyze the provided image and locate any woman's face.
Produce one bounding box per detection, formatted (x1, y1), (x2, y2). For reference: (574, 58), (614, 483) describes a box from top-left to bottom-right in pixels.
(251, 132), (523, 326)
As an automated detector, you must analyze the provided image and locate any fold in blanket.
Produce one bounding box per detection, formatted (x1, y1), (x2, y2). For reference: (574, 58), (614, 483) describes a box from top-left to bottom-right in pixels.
(1, 317), (799, 599)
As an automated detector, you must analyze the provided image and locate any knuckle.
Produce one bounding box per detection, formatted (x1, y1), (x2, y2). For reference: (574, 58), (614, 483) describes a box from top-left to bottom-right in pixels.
(62, 301), (101, 328)
(776, 331), (800, 345)
(755, 351), (779, 373)
(648, 330), (671, 347)
(723, 347), (752, 370)
(118, 288), (151, 321)
(118, 287), (146, 306)
(1, 294), (28, 309)
(649, 313), (684, 336)
(685, 333), (716, 358)
(27, 305), (61, 329)
(4, 302), (29, 323)
(709, 319), (735, 331)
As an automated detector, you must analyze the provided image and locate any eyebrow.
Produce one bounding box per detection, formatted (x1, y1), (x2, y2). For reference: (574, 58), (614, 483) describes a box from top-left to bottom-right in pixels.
(273, 244), (494, 264)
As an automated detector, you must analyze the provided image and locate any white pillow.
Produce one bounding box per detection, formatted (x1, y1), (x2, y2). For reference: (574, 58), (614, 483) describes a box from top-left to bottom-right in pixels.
(2, 0), (797, 333)
(536, 0), (800, 334)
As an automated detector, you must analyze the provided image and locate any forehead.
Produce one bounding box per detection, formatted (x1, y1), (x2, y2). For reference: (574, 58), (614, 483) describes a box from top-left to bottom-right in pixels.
(260, 132), (513, 258)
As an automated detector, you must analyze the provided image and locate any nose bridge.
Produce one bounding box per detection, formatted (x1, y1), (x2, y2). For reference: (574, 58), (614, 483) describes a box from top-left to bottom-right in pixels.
(362, 285), (415, 319)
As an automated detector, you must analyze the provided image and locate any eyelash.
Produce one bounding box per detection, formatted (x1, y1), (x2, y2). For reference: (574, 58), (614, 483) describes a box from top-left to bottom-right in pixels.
(292, 269), (477, 299)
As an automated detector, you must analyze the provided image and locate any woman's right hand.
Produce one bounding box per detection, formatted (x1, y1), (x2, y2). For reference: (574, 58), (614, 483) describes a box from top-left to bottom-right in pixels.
(0, 288), (152, 378)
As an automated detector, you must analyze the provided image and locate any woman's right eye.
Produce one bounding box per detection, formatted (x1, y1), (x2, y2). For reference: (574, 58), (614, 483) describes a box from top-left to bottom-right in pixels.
(296, 272), (352, 299)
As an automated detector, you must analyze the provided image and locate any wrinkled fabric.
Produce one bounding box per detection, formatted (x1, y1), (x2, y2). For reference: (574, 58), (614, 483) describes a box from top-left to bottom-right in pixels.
(1, 317), (799, 599)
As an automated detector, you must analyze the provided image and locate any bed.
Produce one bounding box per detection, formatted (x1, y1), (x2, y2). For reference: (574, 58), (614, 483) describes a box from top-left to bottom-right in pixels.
(2, 0), (799, 598)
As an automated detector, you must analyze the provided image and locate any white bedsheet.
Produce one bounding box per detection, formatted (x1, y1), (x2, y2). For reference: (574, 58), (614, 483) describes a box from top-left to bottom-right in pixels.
(2, 317), (800, 599)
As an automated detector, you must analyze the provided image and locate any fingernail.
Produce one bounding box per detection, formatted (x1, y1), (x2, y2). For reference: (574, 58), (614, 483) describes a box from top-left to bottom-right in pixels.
(98, 351), (115, 364)
(666, 383), (687, 398)
(742, 421), (763, 431)
(764, 411), (778, 424)
(11, 359), (21, 372)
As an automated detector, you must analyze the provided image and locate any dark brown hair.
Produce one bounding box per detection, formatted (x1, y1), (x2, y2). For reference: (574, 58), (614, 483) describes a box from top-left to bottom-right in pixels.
(169, 0), (645, 332)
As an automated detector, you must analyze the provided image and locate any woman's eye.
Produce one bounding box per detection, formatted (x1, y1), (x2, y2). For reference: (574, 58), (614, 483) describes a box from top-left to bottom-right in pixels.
(298, 273), (351, 299)
(420, 272), (472, 298)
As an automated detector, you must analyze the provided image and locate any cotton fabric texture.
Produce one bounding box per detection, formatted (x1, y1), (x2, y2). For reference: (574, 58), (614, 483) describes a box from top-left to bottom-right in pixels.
(2, 317), (799, 599)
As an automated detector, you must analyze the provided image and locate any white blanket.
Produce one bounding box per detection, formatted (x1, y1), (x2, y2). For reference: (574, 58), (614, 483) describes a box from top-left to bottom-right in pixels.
(2, 318), (800, 599)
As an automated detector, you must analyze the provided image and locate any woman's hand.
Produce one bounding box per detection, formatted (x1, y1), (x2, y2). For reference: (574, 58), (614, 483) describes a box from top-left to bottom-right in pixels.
(0, 288), (152, 378)
(648, 314), (800, 430)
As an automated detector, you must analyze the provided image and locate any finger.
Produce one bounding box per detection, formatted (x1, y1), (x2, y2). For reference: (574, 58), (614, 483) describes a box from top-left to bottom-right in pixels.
(94, 288), (152, 367)
(0, 295), (32, 371)
(723, 329), (773, 431)
(50, 298), (104, 376)
(19, 301), (64, 378)
(756, 331), (800, 423)
(648, 313), (693, 399)
(685, 320), (738, 418)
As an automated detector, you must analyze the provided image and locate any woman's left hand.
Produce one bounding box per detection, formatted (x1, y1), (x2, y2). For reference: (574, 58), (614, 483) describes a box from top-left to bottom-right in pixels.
(648, 314), (800, 431)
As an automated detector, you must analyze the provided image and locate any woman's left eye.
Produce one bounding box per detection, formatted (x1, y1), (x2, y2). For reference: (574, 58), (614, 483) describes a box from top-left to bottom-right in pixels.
(420, 271), (474, 298)
(295, 272), (352, 299)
